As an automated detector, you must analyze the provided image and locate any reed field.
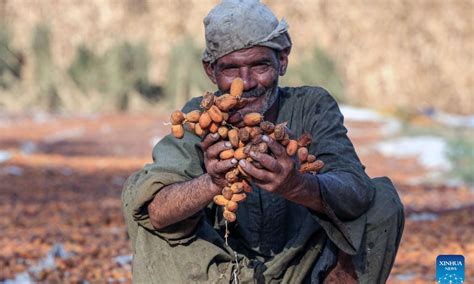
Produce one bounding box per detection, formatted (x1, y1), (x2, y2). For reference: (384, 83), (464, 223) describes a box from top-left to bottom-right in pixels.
(0, 0), (472, 114)
(0, 1), (473, 281)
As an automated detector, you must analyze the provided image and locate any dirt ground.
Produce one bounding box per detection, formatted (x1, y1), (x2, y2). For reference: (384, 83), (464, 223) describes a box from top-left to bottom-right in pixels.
(0, 113), (472, 282)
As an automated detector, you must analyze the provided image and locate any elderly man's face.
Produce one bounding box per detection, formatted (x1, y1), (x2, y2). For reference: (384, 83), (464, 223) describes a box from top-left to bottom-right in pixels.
(204, 46), (289, 114)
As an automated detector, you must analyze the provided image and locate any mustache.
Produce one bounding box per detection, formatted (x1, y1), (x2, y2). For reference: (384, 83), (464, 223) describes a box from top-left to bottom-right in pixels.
(241, 87), (267, 98)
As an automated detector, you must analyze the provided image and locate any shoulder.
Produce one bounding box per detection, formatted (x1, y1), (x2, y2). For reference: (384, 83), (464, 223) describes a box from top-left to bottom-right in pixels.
(181, 97), (202, 113)
(279, 86), (339, 110)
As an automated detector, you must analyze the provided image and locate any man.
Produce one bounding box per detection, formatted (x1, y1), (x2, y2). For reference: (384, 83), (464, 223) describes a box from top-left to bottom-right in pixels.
(122, 0), (404, 283)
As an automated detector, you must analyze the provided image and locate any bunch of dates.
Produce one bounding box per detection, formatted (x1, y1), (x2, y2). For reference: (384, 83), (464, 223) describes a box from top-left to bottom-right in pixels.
(169, 78), (324, 222)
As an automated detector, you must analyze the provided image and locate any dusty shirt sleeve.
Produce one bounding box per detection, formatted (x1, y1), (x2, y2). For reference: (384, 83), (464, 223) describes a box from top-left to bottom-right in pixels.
(313, 89), (375, 254)
(283, 87), (376, 254)
(129, 98), (206, 244)
(307, 89), (375, 219)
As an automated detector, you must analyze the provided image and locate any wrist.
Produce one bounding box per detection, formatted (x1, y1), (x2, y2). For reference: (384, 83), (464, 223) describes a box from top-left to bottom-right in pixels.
(203, 173), (223, 195)
(283, 169), (305, 198)
(288, 173), (324, 213)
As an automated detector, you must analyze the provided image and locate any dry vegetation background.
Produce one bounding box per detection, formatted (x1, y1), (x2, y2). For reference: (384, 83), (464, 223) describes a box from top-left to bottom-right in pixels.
(0, 0), (473, 114)
(0, 0), (473, 282)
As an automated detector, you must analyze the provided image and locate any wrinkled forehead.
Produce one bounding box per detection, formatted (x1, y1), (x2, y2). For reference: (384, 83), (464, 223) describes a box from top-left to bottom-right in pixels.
(213, 46), (278, 67)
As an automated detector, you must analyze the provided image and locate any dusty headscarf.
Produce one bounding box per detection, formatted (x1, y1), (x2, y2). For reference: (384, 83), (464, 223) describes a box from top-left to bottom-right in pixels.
(202, 0), (292, 63)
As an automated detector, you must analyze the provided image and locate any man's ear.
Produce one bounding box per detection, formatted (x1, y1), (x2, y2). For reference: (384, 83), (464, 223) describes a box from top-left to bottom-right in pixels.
(202, 61), (217, 84)
(278, 47), (291, 76)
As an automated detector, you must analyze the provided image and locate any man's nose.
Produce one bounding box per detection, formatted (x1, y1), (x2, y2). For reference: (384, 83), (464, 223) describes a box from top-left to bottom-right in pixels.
(239, 68), (257, 90)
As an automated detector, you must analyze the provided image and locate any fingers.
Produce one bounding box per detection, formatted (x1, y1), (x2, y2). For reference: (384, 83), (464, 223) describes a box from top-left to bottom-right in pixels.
(207, 141), (233, 159)
(228, 111), (243, 125)
(200, 133), (220, 151)
(248, 151), (281, 173)
(238, 159), (269, 182)
(262, 135), (285, 157)
(212, 158), (238, 174)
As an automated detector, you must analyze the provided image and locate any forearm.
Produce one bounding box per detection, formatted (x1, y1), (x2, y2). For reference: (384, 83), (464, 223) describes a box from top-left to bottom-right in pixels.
(285, 172), (325, 214)
(285, 171), (373, 219)
(147, 173), (221, 229)
(316, 171), (373, 219)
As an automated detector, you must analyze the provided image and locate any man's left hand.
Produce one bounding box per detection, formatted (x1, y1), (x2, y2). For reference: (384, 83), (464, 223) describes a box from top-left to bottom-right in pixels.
(238, 135), (300, 197)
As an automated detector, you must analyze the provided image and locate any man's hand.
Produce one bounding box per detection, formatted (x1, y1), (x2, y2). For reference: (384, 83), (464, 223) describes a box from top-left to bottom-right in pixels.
(237, 135), (299, 197)
(200, 133), (238, 188)
(238, 135), (325, 213)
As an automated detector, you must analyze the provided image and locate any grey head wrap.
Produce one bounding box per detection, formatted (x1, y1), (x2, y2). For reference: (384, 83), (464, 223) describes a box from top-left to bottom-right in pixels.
(202, 0), (292, 63)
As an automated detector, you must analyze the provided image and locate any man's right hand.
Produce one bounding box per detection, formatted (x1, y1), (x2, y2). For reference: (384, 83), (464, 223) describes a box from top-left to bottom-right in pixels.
(200, 133), (238, 188)
(147, 132), (237, 231)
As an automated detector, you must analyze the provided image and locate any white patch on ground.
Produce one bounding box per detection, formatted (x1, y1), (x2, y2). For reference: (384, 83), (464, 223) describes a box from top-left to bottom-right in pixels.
(379, 119), (402, 137)
(20, 141), (38, 155)
(375, 136), (451, 171)
(340, 105), (402, 136)
(43, 127), (85, 143)
(434, 112), (474, 129)
(395, 272), (417, 281)
(340, 105), (384, 122)
(0, 151), (12, 163)
(0, 166), (24, 176)
(5, 243), (72, 284)
(408, 212), (439, 222)
(445, 178), (466, 188)
(114, 254), (133, 266)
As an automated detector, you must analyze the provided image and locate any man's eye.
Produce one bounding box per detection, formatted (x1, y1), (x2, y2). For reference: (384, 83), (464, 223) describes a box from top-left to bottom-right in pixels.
(252, 64), (270, 73)
(222, 68), (239, 76)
